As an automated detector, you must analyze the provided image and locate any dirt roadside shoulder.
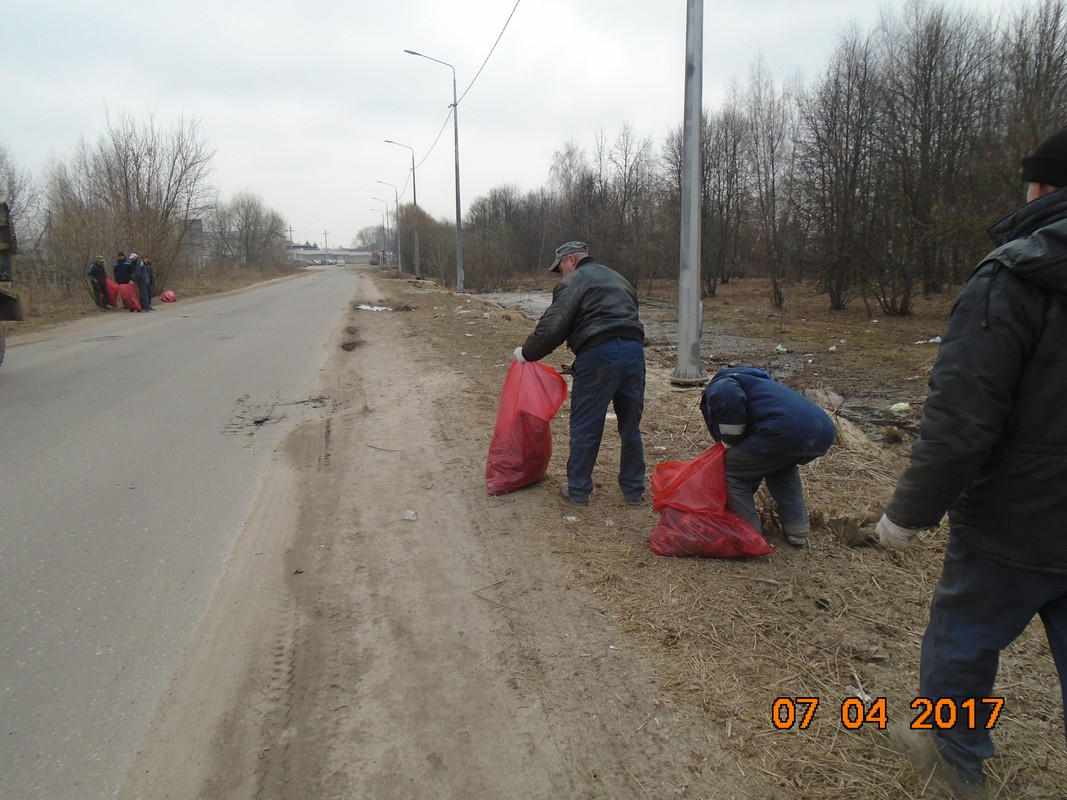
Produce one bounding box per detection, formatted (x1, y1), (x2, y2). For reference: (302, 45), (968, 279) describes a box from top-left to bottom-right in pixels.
(118, 271), (722, 799)
(119, 270), (1065, 800)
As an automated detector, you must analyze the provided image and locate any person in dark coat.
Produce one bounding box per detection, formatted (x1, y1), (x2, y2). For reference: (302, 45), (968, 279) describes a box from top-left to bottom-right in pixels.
(87, 255), (109, 309)
(132, 254), (152, 311)
(877, 127), (1067, 798)
(513, 241), (646, 505)
(143, 258), (155, 305)
(113, 252), (134, 285)
(700, 367), (834, 547)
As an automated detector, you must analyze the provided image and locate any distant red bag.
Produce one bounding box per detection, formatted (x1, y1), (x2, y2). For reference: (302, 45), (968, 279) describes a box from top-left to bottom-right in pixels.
(160, 290), (177, 302)
(649, 443), (774, 559)
(105, 277), (119, 307)
(117, 282), (141, 312)
(485, 361), (567, 496)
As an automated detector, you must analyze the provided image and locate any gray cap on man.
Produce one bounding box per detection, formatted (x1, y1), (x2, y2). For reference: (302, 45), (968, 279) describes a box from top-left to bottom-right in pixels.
(549, 241), (588, 272)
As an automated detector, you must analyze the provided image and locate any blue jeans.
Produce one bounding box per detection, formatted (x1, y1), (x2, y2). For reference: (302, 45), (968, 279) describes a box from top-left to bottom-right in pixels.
(723, 447), (810, 535)
(566, 338), (645, 501)
(920, 532), (1067, 781)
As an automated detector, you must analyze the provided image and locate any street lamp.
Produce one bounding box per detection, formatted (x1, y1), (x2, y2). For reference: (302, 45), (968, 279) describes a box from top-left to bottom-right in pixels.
(369, 208), (385, 264)
(405, 49), (463, 292)
(375, 180), (402, 273)
(372, 196), (390, 265)
(384, 139), (420, 279)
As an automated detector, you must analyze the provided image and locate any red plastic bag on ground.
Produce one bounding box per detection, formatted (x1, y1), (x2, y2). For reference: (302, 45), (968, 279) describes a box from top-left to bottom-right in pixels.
(485, 361), (567, 496)
(161, 290), (177, 302)
(117, 282), (141, 312)
(649, 443), (774, 558)
(105, 277), (119, 307)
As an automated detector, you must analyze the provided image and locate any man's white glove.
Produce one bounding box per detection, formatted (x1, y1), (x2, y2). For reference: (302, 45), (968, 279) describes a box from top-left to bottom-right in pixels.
(721, 441), (733, 450)
(876, 513), (917, 548)
(512, 346), (526, 364)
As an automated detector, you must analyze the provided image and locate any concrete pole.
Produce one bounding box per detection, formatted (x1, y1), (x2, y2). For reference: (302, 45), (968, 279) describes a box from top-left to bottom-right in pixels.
(671, 0), (708, 386)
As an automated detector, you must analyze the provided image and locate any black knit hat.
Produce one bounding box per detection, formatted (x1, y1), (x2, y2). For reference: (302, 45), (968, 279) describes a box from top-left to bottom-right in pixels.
(1021, 127), (1067, 187)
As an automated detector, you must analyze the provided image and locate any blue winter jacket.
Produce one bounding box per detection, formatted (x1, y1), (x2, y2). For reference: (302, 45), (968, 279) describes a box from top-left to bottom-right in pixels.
(700, 367), (835, 461)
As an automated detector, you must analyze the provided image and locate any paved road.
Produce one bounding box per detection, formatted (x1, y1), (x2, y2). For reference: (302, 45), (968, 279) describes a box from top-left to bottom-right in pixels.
(0, 268), (358, 800)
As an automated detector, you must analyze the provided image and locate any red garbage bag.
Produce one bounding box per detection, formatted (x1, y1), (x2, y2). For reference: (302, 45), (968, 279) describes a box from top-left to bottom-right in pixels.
(105, 277), (119, 307)
(161, 290), (177, 302)
(485, 360), (567, 496)
(649, 443), (774, 559)
(117, 282), (141, 312)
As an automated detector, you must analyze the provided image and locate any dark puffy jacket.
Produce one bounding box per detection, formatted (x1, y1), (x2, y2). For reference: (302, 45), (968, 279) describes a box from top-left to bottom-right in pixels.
(886, 188), (1067, 573)
(114, 259), (134, 285)
(700, 367), (835, 460)
(521, 257), (644, 361)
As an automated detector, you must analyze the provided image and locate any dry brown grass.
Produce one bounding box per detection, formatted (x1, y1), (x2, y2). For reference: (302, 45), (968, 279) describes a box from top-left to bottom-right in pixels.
(380, 272), (1065, 800)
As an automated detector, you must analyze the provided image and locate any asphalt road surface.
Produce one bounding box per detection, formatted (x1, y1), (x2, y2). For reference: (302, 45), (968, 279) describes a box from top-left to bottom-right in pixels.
(0, 268), (358, 800)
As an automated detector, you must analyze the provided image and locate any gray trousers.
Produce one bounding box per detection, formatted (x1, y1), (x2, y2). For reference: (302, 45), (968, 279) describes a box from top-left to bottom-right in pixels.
(723, 446), (809, 535)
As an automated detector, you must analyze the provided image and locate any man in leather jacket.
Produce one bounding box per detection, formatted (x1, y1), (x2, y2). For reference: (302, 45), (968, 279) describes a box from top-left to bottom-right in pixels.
(513, 241), (646, 505)
(877, 128), (1067, 797)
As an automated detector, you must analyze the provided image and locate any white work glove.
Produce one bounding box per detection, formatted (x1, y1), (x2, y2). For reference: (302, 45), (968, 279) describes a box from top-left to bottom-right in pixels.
(721, 441), (733, 450)
(876, 513), (917, 548)
(512, 346), (527, 364)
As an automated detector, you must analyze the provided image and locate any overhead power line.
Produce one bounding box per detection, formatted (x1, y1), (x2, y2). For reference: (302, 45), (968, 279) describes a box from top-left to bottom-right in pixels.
(413, 0), (522, 169)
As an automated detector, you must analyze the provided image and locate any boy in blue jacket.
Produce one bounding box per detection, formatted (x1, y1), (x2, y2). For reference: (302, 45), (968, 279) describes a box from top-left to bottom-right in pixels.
(700, 367), (835, 547)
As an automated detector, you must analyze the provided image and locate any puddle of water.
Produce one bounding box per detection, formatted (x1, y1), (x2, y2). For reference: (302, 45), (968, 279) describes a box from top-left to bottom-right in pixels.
(479, 290), (905, 440)
(480, 291), (552, 317)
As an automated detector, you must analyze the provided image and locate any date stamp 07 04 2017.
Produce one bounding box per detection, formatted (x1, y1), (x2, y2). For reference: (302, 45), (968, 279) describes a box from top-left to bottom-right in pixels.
(772, 697), (1005, 731)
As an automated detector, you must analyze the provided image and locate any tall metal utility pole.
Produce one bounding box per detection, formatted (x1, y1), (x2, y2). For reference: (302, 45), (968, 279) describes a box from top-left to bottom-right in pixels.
(404, 50), (463, 291)
(671, 0), (708, 386)
(323, 230), (330, 258)
(376, 180), (403, 273)
(384, 140), (420, 278)
(372, 197), (389, 263)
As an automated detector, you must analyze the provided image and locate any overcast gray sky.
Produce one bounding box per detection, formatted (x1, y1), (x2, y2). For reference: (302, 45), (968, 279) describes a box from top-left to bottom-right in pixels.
(7, 0), (1010, 249)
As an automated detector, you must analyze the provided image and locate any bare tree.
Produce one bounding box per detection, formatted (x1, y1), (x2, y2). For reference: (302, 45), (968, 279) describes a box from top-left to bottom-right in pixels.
(549, 139), (597, 240)
(90, 110), (217, 287)
(873, 0), (996, 312)
(464, 183), (525, 287)
(355, 226), (380, 250)
(745, 56), (797, 309)
(0, 143), (40, 237)
(992, 0), (1067, 212)
(704, 92), (752, 296)
(208, 191), (288, 267)
(601, 125), (658, 284)
(40, 146), (104, 296)
(798, 27), (882, 310)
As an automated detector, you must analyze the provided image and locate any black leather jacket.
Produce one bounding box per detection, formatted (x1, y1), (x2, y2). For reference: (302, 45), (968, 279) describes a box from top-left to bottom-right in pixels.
(521, 257), (644, 362)
(887, 188), (1067, 573)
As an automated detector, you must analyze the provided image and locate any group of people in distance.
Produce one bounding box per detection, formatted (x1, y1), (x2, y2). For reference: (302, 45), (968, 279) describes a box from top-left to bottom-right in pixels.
(514, 126), (1067, 800)
(87, 251), (155, 312)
